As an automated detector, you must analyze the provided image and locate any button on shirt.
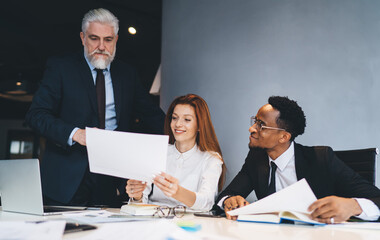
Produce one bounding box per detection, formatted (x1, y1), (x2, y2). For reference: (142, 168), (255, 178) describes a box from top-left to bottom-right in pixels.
(270, 142), (379, 221)
(142, 144), (223, 211)
(67, 56), (117, 145)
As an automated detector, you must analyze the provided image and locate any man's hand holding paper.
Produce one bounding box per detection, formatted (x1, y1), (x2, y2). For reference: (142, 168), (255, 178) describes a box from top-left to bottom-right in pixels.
(226, 179), (322, 224)
(224, 196), (249, 220)
(225, 179), (365, 224)
(308, 196), (363, 224)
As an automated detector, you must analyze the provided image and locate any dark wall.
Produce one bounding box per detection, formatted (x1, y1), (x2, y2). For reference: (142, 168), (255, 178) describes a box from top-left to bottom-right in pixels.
(0, 0), (162, 119)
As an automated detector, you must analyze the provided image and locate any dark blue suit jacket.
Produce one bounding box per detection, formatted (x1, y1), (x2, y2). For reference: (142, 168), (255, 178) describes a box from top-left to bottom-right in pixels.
(26, 52), (165, 204)
(217, 143), (380, 208)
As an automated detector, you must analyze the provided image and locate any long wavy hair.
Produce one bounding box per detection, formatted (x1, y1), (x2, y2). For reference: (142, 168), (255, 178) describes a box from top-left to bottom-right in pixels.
(164, 94), (226, 191)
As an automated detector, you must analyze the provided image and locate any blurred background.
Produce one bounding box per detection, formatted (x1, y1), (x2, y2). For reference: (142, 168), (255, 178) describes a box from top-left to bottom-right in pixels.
(0, 0), (162, 160)
(2, 1), (380, 198)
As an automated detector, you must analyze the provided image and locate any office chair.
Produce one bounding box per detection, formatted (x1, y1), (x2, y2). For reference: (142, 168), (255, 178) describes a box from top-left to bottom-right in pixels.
(334, 148), (378, 185)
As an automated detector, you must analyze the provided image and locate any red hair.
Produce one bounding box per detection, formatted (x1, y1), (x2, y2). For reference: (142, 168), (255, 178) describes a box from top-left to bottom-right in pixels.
(164, 94), (226, 191)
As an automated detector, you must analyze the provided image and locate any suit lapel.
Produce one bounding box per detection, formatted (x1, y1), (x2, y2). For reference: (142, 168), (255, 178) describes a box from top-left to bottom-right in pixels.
(295, 143), (311, 181)
(110, 61), (123, 124)
(256, 150), (270, 199)
(76, 54), (98, 114)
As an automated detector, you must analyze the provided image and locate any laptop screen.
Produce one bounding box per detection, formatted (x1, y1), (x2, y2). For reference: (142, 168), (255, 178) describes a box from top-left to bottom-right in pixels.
(0, 159), (45, 215)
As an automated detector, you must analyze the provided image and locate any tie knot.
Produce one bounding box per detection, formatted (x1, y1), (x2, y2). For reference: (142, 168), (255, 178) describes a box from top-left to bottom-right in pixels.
(95, 68), (105, 74)
(270, 161), (277, 170)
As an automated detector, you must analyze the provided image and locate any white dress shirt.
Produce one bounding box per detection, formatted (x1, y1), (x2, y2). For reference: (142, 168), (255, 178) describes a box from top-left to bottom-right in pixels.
(269, 142), (379, 221)
(142, 144), (223, 211)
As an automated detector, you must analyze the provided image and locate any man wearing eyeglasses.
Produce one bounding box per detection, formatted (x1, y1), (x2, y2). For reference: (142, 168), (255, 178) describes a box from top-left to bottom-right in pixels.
(216, 96), (380, 223)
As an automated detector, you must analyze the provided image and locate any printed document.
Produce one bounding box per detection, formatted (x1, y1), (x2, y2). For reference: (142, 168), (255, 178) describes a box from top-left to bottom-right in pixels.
(228, 178), (317, 216)
(86, 128), (169, 182)
(0, 221), (66, 240)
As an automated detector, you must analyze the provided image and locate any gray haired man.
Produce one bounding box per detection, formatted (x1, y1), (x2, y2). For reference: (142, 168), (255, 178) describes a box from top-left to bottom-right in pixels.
(26, 8), (165, 207)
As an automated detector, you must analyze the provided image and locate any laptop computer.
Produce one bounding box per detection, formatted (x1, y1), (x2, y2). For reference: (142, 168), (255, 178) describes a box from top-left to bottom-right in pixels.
(0, 159), (88, 215)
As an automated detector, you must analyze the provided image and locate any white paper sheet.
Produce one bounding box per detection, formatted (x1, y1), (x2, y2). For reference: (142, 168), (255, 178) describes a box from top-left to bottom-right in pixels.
(228, 178), (317, 216)
(86, 128), (168, 182)
(0, 221), (66, 240)
(63, 210), (155, 224)
(326, 222), (380, 230)
(75, 220), (196, 240)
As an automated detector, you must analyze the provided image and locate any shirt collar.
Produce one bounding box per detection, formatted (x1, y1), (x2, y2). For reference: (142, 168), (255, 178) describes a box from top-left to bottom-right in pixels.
(269, 141), (294, 171)
(173, 142), (198, 160)
(84, 53), (111, 72)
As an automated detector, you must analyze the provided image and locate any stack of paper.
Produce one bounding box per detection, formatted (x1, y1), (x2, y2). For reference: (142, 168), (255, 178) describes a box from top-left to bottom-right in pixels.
(120, 203), (159, 216)
(228, 179), (324, 225)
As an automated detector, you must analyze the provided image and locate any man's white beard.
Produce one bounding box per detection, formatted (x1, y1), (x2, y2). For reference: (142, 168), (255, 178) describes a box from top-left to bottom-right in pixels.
(84, 45), (116, 69)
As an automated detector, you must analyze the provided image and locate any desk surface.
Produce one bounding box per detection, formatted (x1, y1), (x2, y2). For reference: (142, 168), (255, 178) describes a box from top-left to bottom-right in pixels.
(1, 208), (379, 240)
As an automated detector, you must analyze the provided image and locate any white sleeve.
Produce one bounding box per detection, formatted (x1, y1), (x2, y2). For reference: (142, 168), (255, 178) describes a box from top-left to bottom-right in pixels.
(354, 198), (380, 221)
(137, 182), (152, 204)
(217, 195), (230, 210)
(191, 155), (222, 211)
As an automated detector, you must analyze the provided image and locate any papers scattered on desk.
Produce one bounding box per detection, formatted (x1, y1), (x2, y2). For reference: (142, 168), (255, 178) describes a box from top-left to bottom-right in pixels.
(0, 220), (66, 240)
(74, 220), (196, 240)
(86, 128), (169, 182)
(63, 210), (157, 224)
(228, 179), (323, 225)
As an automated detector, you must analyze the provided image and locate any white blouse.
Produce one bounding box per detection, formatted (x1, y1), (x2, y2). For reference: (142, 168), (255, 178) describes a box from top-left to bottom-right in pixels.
(142, 144), (223, 211)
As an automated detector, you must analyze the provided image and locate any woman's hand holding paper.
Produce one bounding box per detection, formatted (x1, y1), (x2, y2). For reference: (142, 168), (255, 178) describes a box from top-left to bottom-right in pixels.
(126, 179), (147, 201)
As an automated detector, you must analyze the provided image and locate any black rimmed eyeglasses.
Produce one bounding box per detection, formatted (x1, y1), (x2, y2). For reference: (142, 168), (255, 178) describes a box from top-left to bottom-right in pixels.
(250, 116), (286, 132)
(153, 205), (186, 218)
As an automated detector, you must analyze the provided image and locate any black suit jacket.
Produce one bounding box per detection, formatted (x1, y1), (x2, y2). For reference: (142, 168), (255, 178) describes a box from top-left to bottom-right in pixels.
(26, 52), (165, 204)
(217, 143), (380, 208)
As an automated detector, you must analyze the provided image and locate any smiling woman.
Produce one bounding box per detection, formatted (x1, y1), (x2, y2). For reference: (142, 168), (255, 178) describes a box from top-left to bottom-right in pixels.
(126, 94), (226, 211)
(170, 104), (198, 151)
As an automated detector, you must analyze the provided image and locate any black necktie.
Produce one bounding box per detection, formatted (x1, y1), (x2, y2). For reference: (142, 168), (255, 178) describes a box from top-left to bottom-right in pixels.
(95, 69), (105, 129)
(267, 161), (277, 196)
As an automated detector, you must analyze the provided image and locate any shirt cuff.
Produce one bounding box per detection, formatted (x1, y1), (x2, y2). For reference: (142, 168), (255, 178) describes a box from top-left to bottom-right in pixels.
(67, 127), (79, 146)
(355, 198), (380, 221)
(217, 195), (230, 210)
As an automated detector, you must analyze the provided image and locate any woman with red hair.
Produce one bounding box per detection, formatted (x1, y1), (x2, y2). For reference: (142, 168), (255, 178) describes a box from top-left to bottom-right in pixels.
(126, 94), (225, 211)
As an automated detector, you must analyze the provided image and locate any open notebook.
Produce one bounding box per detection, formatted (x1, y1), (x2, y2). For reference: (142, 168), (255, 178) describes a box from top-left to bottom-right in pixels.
(0, 159), (87, 215)
(228, 179), (325, 225)
(237, 210), (323, 225)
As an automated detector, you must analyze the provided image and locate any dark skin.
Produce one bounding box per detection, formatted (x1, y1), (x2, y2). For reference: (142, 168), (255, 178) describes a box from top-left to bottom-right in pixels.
(224, 104), (363, 223)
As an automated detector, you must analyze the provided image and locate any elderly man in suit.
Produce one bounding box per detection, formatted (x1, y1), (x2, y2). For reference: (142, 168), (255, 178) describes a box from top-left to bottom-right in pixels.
(217, 96), (380, 223)
(26, 8), (165, 207)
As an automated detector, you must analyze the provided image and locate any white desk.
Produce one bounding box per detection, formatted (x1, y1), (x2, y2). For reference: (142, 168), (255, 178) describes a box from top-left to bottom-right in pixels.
(1, 209), (379, 240)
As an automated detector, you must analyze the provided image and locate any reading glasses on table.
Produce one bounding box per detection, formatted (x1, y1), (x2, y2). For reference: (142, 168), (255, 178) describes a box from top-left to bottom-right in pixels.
(153, 206), (186, 218)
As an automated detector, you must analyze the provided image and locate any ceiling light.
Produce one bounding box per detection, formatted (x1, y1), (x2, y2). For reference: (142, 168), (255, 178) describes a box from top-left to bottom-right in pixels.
(128, 26), (137, 35)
